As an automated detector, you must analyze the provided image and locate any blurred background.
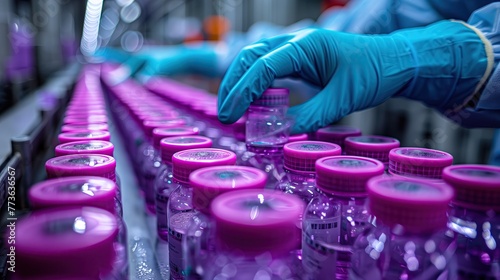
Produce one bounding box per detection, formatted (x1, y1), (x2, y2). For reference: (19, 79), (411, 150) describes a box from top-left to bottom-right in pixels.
(0, 0), (495, 165)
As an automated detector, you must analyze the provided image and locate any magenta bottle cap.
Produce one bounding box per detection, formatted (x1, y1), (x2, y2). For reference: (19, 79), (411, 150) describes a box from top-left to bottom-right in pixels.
(15, 207), (117, 278)
(389, 148), (453, 180)
(316, 156), (385, 196)
(211, 190), (304, 256)
(190, 166), (267, 214)
(46, 154), (117, 182)
(287, 134), (308, 143)
(61, 124), (109, 133)
(65, 110), (107, 117)
(64, 115), (108, 124)
(443, 164), (500, 211)
(29, 177), (117, 213)
(251, 88), (289, 107)
(367, 176), (454, 234)
(152, 126), (199, 147)
(55, 140), (114, 157)
(315, 125), (362, 147)
(143, 119), (187, 137)
(58, 131), (111, 144)
(172, 148), (237, 183)
(344, 135), (400, 165)
(283, 141), (342, 173)
(160, 136), (212, 163)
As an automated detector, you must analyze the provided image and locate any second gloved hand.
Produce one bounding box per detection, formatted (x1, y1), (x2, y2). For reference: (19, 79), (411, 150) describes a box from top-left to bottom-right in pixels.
(218, 21), (489, 133)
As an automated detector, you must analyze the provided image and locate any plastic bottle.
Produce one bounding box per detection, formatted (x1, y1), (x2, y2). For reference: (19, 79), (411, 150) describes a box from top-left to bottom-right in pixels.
(168, 148), (237, 279)
(143, 126), (200, 213)
(155, 136), (213, 241)
(388, 147), (453, 182)
(443, 164), (500, 279)
(344, 135), (400, 169)
(243, 88), (291, 187)
(315, 126), (362, 150)
(14, 207), (127, 279)
(302, 156), (384, 279)
(58, 130), (111, 144)
(204, 189), (304, 280)
(277, 141), (342, 203)
(350, 176), (455, 280)
(186, 166), (268, 279)
(55, 140), (114, 157)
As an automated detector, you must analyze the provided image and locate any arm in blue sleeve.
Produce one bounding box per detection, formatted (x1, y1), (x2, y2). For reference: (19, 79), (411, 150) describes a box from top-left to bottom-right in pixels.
(442, 3), (500, 128)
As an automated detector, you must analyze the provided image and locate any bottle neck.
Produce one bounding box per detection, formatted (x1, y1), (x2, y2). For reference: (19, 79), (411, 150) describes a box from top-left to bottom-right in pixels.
(284, 168), (315, 180)
(318, 189), (368, 206)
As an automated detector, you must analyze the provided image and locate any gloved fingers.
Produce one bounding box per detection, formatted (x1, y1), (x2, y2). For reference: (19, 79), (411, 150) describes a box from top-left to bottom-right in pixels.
(218, 35), (293, 109)
(287, 90), (336, 134)
(218, 43), (302, 124)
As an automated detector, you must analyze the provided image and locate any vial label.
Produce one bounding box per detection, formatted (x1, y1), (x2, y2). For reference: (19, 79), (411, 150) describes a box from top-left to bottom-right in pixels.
(169, 212), (196, 280)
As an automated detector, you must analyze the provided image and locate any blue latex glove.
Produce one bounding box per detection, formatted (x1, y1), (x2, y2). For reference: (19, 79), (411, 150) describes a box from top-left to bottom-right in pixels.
(490, 129), (500, 166)
(95, 44), (219, 83)
(218, 20), (490, 134)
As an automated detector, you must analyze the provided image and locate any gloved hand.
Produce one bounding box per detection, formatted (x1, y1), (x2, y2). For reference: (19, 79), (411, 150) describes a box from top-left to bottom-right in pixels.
(218, 20), (490, 134)
(95, 43), (219, 83)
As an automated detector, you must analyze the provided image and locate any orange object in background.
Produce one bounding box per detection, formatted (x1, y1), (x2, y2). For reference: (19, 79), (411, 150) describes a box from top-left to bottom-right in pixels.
(203, 15), (230, 41)
(322, 0), (350, 11)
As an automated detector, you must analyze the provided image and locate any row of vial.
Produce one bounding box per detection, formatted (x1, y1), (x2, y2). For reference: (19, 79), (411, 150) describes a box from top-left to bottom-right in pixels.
(104, 73), (500, 280)
(9, 66), (129, 279)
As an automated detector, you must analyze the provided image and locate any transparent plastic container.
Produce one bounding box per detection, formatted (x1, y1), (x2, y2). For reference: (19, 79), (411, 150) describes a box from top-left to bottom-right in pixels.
(58, 130), (111, 144)
(388, 147), (453, 182)
(350, 176), (455, 280)
(155, 136), (213, 241)
(186, 166), (267, 279)
(302, 156), (384, 279)
(344, 135), (400, 168)
(168, 148), (237, 279)
(443, 164), (500, 279)
(55, 140), (114, 157)
(277, 141), (341, 203)
(143, 126), (200, 213)
(14, 207), (128, 279)
(315, 126), (362, 150)
(204, 189), (305, 280)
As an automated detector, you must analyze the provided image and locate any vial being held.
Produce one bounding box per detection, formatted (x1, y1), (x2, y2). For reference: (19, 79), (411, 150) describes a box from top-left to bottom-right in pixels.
(302, 156), (384, 280)
(443, 164), (500, 280)
(186, 166), (267, 279)
(14, 207), (127, 279)
(388, 147), (453, 182)
(243, 88), (292, 187)
(155, 136), (213, 242)
(204, 190), (305, 280)
(350, 177), (455, 280)
(277, 141), (341, 203)
(168, 148), (237, 280)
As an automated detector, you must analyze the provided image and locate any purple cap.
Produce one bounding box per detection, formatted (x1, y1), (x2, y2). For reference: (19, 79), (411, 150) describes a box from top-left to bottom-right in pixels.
(283, 141), (342, 172)
(190, 166), (267, 214)
(152, 126), (199, 148)
(315, 126), (362, 147)
(443, 164), (500, 211)
(15, 207), (117, 278)
(160, 136), (212, 163)
(61, 124), (109, 133)
(64, 115), (108, 124)
(58, 131), (111, 144)
(316, 156), (385, 196)
(65, 110), (107, 117)
(55, 140), (114, 157)
(46, 154), (117, 182)
(172, 148), (237, 183)
(389, 148), (453, 180)
(251, 88), (289, 107)
(143, 119), (187, 137)
(29, 177), (117, 213)
(211, 190), (304, 256)
(287, 134), (308, 143)
(344, 136), (400, 165)
(367, 176), (454, 234)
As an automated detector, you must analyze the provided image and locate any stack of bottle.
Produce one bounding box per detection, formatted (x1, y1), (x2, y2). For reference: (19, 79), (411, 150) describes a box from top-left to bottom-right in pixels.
(10, 65), (129, 279)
